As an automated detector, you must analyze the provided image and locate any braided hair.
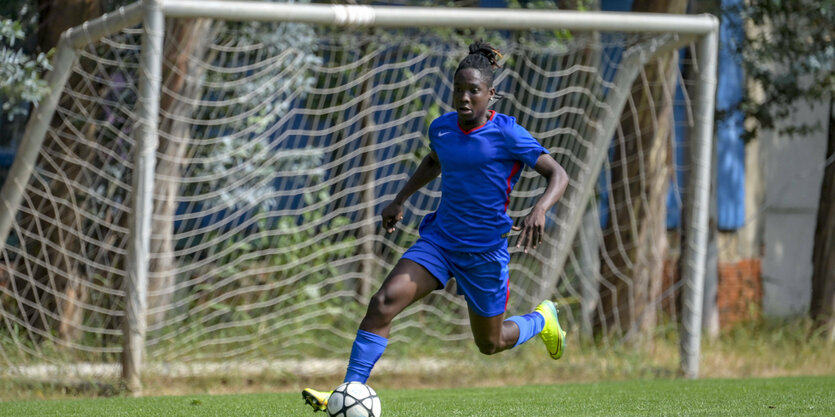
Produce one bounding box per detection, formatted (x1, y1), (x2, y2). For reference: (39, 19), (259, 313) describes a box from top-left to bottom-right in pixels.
(455, 41), (503, 87)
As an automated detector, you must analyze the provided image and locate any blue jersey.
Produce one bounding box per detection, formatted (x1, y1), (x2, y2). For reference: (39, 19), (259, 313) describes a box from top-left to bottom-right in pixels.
(419, 110), (549, 251)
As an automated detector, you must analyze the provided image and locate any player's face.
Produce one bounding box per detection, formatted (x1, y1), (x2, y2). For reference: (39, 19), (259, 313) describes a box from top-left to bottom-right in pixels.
(453, 68), (495, 130)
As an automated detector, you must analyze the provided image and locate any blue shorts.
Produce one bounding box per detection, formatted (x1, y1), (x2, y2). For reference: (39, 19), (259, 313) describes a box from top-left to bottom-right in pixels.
(402, 238), (510, 317)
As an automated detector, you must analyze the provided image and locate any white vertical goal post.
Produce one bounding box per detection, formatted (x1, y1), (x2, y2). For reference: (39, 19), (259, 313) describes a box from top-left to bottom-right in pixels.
(0, 0), (717, 393)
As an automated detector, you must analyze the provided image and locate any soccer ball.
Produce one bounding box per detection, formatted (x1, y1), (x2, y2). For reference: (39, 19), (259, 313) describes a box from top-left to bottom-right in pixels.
(326, 381), (382, 417)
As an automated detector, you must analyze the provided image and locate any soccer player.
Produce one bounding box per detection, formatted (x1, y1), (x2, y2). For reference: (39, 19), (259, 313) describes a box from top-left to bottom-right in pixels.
(303, 41), (568, 412)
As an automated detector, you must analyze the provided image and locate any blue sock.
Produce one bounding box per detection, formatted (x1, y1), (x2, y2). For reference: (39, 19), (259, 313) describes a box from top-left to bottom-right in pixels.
(506, 311), (546, 347)
(344, 329), (388, 383)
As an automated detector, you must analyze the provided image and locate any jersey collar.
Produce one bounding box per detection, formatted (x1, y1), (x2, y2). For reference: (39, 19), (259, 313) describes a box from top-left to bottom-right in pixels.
(458, 110), (496, 135)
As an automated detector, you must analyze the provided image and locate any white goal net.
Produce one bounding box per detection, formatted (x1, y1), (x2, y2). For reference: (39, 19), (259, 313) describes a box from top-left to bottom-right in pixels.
(0, 1), (717, 390)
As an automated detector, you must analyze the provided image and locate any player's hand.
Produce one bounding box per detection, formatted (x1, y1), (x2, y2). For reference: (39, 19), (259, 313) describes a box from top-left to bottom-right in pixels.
(381, 202), (404, 233)
(513, 207), (546, 253)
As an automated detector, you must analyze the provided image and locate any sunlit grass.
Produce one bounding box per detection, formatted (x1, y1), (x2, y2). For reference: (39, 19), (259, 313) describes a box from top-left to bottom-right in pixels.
(1, 318), (832, 401)
(2, 376), (833, 416)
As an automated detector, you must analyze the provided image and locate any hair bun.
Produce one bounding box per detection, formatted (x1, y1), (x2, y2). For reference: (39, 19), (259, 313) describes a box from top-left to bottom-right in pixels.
(467, 41), (502, 69)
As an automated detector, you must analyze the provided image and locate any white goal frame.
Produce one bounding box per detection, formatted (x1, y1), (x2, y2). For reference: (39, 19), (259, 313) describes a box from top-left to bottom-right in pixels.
(0, 0), (718, 393)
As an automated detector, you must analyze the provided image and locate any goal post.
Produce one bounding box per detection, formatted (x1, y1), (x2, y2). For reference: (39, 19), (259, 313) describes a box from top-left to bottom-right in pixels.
(680, 26), (718, 379)
(0, 0), (718, 392)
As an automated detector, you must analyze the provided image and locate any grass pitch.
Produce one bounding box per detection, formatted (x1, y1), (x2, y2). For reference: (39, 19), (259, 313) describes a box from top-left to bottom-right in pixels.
(2, 375), (832, 416)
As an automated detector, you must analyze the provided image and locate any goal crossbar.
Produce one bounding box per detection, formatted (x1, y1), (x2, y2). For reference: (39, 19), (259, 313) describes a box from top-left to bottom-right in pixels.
(163, 0), (717, 34)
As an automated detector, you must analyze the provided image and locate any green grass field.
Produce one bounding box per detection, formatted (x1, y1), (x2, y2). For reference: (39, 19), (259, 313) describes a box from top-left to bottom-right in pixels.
(2, 375), (832, 416)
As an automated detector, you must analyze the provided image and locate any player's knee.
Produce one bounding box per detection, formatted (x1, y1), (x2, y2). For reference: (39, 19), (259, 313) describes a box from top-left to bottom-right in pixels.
(366, 290), (399, 323)
(474, 337), (502, 355)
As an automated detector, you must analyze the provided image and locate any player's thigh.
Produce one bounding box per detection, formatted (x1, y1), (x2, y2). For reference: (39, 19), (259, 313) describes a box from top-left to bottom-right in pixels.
(371, 258), (440, 313)
(456, 250), (513, 349)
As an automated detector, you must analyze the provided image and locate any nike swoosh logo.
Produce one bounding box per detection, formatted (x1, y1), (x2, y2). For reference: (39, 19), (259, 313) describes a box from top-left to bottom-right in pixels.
(438, 131), (451, 137)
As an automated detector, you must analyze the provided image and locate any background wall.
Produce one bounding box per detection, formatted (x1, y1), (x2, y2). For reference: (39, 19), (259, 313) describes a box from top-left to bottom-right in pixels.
(759, 100), (830, 318)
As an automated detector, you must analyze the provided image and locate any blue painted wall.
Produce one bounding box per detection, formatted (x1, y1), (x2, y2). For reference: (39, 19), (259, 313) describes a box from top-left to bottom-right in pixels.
(599, 0), (746, 231)
(715, 0), (746, 230)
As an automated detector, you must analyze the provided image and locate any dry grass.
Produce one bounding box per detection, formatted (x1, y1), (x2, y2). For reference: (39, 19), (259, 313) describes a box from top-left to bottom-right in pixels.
(2, 319), (833, 401)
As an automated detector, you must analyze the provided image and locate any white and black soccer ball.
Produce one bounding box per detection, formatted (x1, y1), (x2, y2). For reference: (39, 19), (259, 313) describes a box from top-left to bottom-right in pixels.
(326, 381), (382, 417)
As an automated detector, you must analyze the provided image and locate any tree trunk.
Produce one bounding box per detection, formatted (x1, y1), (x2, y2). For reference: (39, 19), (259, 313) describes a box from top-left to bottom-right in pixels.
(321, 31), (378, 299)
(36, 0), (100, 53)
(13, 0), (103, 345)
(809, 99), (835, 341)
(357, 90), (378, 299)
(596, 0), (687, 346)
(146, 18), (215, 326)
(355, 32), (379, 299)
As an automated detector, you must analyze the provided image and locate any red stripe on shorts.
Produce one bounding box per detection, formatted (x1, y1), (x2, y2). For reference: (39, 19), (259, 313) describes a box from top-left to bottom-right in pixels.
(505, 282), (510, 312)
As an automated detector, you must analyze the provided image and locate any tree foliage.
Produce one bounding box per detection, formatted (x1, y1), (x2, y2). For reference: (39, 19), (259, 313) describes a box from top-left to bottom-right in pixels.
(730, 0), (834, 337)
(733, 0), (835, 137)
(0, 17), (51, 121)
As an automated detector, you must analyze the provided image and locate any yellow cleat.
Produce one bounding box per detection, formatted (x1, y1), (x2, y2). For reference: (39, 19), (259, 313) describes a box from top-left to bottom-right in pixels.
(535, 300), (566, 360)
(302, 388), (332, 413)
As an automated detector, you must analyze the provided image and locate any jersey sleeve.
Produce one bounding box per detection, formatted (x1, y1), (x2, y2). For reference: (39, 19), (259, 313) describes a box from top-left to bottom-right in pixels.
(426, 117), (441, 152)
(502, 119), (549, 168)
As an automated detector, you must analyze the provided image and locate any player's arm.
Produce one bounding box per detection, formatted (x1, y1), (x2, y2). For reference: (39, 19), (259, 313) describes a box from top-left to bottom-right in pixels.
(515, 153), (568, 252)
(381, 151), (441, 233)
